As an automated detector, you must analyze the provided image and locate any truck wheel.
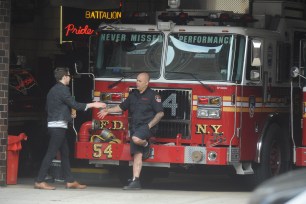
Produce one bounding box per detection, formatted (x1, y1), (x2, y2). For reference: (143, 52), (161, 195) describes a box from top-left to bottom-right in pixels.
(252, 123), (291, 185)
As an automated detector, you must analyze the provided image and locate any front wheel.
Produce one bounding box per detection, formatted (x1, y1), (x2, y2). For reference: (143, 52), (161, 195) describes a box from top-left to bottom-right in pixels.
(252, 124), (291, 186)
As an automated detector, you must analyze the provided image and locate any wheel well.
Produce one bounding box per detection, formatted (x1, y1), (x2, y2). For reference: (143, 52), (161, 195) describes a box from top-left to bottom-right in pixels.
(255, 113), (290, 164)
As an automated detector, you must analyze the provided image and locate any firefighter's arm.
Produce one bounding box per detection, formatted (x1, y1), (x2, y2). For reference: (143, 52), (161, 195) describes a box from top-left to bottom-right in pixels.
(97, 105), (123, 119)
(148, 111), (164, 129)
(86, 102), (107, 110)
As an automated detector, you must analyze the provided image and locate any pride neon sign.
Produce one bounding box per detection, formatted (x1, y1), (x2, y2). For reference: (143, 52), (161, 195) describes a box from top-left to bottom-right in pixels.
(65, 24), (95, 36)
(60, 6), (121, 43)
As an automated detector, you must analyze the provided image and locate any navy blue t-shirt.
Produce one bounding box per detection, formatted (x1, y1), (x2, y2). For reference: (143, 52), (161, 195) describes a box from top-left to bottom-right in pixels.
(119, 88), (163, 129)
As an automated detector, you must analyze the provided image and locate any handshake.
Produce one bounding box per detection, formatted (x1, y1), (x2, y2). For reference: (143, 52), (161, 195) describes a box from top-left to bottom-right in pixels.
(71, 102), (106, 119)
(88, 102), (107, 109)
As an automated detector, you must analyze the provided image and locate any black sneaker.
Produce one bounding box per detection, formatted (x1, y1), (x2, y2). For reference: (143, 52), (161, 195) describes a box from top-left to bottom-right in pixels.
(142, 141), (151, 160)
(127, 178), (133, 184)
(123, 179), (141, 190)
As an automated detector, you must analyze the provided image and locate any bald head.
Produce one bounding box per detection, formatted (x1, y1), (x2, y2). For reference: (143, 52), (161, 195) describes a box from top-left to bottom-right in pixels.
(139, 72), (150, 82)
(136, 72), (150, 93)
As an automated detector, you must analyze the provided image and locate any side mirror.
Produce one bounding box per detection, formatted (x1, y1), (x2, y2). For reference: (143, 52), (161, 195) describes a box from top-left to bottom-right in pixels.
(250, 70), (260, 81)
(251, 40), (262, 66)
(290, 66), (306, 80)
(290, 66), (299, 78)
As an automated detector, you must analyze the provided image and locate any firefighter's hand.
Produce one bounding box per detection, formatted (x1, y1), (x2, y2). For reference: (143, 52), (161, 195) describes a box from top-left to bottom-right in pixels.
(90, 102), (107, 109)
(97, 108), (108, 119)
(71, 109), (76, 118)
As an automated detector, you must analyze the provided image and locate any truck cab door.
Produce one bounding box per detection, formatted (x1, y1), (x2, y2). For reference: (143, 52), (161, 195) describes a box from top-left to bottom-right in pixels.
(239, 38), (263, 161)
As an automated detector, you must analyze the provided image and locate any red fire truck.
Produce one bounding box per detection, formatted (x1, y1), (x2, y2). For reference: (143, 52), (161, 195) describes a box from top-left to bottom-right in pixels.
(73, 1), (306, 186)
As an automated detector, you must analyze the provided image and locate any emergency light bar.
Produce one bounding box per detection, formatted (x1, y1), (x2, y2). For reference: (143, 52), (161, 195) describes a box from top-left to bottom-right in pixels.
(157, 9), (255, 26)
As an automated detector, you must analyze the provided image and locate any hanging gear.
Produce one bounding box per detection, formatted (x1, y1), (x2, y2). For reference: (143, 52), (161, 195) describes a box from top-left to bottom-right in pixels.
(90, 128), (121, 143)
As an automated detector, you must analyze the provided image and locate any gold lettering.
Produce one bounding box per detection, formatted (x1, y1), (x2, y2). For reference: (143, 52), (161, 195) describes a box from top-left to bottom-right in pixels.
(210, 125), (222, 133)
(196, 124), (207, 134)
(117, 12), (122, 19)
(93, 144), (112, 158)
(93, 144), (102, 158)
(100, 120), (109, 129)
(91, 11), (96, 19)
(103, 145), (113, 158)
(101, 12), (107, 19)
(85, 10), (122, 20)
(112, 121), (123, 130)
(195, 124), (223, 134)
(85, 11), (90, 19)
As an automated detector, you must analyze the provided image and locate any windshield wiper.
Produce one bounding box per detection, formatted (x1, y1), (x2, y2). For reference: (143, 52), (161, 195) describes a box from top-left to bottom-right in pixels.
(108, 71), (159, 89)
(108, 72), (137, 89)
(165, 71), (214, 92)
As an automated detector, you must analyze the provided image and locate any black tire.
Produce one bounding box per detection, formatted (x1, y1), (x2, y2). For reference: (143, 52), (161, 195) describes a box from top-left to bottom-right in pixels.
(251, 123), (291, 186)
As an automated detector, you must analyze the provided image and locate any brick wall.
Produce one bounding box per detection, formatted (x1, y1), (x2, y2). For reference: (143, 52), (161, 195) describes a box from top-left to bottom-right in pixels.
(0, 0), (10, 186)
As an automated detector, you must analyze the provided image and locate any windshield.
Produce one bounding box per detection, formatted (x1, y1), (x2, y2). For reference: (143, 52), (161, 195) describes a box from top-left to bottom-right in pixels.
(165, 33), (245, 82)
(94, 31), (164, 79)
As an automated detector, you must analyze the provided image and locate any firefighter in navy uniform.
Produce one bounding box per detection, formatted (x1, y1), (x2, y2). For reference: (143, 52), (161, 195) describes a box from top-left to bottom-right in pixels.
(98, 72), (164, 190)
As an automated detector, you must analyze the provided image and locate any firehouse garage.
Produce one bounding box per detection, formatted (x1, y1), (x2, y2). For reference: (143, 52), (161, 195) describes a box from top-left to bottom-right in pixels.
(2, 0), (306, 203)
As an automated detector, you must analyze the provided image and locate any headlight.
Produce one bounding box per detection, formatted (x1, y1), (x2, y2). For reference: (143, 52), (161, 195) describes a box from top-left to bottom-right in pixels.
(197, 108), (221, 119)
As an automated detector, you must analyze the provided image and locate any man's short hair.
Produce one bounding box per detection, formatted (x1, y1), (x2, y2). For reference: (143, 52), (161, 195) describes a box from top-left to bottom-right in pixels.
(54, 67), (69, 82)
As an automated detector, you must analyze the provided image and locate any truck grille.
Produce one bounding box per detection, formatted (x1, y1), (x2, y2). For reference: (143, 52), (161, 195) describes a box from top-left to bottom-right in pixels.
(155, 89), (191, 139)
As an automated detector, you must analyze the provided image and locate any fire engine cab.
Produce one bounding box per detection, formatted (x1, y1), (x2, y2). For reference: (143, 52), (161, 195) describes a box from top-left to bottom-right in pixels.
(73, 0), (306, 186)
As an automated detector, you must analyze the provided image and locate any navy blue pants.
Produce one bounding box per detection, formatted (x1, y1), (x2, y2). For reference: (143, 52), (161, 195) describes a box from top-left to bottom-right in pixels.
(36, 128), (75, 183)
(130, 125), (153, 155)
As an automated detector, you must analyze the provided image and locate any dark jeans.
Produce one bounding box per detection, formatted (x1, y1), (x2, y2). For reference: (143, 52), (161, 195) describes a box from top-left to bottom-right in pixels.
(36, 128), (75, 183)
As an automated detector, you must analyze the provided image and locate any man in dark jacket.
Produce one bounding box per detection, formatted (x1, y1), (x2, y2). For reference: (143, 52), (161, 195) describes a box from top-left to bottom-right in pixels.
(34, 67), (106, 190)
(98, 72), (164, 190)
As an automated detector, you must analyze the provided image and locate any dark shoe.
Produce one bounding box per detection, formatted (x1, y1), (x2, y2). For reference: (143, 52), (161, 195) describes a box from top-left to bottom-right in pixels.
(127, 178), (133, 184)
(34, 182), (56, 190)
(66, 181), (87, 189)
(123, 179), (141, 190)
(142, 141), (151, 160)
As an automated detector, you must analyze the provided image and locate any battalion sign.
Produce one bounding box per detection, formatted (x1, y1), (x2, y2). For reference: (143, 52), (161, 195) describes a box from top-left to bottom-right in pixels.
(60, 6), (122, 43)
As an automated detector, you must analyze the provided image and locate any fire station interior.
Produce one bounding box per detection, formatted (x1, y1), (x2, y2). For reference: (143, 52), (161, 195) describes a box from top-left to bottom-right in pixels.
(9, 0), (170, 178)
(8, 0), (306, 181)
